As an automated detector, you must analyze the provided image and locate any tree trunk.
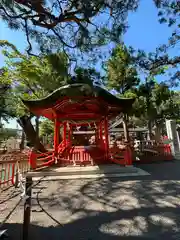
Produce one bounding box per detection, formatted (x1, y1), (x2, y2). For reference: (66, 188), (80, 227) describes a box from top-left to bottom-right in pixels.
(17, 115), (46, 152)
(123, 114), (130, 142)
(20, 130), (25, 151)
(154, 122), (163, 142)
(147, 119), (153, 140)
(35, 116), (40, 139)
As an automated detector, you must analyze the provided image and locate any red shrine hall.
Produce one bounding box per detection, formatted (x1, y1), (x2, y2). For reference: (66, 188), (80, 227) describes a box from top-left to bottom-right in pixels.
(22, 83), (135, 168)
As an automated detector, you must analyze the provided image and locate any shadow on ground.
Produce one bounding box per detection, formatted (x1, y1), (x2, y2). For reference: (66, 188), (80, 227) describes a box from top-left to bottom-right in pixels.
(133, 160), (180, 181)
(3, 204), (180, 240)
(2, 161), (180, 239)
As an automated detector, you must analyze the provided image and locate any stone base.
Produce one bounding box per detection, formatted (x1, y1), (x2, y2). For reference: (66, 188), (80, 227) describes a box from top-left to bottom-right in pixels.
(32, 164), (150, 180)
(174, 152), (180, 160)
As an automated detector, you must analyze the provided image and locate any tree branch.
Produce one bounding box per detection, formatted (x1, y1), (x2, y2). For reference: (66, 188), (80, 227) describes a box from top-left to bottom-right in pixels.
(1, 1), (105, 30)
(0, 6), (32, 19)
(51, 28), (76, 48)
(149, 56), (180, 71)
(24, 19), (32, 54)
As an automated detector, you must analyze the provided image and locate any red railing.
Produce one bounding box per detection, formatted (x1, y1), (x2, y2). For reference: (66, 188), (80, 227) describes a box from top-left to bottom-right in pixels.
(109, 144), (132, 166)
(0, 153), (29, 189)
(29, 140), (72, 169)
(29, 150), (55, 169)
(60, 146), (107, 166)
(58, 140), (66, 154)
(133, 140), (173, 163)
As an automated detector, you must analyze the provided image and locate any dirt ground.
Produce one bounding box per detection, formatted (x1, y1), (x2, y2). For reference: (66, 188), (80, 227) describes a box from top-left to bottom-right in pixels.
(1, 160), (180, 240)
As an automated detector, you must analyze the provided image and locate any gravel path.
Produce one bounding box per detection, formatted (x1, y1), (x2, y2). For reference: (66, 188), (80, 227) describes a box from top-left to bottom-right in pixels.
(1, 161), (180, 239)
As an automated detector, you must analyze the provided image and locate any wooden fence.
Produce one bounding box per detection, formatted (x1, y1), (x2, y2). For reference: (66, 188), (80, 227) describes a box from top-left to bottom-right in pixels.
(0, 153), (29, 190)
(133, 140), (173, 163)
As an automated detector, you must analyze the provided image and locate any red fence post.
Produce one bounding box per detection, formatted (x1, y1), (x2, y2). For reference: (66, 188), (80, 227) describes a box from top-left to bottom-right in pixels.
(29, 150), (37, 169)
(165, 144), (173, 160)
(11, 162), (16, 185)
(104, 117), (109, 160)
(125, 144), (132, 166)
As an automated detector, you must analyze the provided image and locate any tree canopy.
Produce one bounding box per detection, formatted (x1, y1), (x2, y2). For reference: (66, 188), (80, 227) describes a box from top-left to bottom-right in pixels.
(0, 1), (179, 62)
(105, 44), (140, 95)
(0, 0), (138, 57)
(0, 69), (16, 122)
(104, 42), (180, 138)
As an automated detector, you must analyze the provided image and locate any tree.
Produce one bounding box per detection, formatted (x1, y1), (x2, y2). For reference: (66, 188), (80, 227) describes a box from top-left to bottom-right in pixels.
(73, 67), (103, 86)
(0, 40), (103, 151)
(133, 0), (180, 86)
(39, 119), (54, 137)
(0, 83), (10, 124)
(104, 44), (140, 141)
(2, 44), (70, 96)
(1, 1), (179, 60)
(0, 40), (71, 151)
(104, 42), (180, 140)
(0, 128), (18, 148)
(0, 0), (139, 58)
(155, 0), (179, 30)
(105, 44), (140, 94)
(131, 81), (180, 139)
(0, 69), (16, 124)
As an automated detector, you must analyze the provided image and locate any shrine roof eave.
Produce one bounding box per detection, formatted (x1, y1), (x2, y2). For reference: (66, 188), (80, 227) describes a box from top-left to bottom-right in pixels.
(22, 83), (135, 113)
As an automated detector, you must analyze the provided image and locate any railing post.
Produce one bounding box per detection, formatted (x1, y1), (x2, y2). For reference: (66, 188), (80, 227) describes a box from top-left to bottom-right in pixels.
(11, 162), (19, 187)
(54, 118), (60, 158)
(125, 144), (132, 166)
(23, 176), (32, 240)
(29, 150), (37, 170)
(104, 117), (109, 160)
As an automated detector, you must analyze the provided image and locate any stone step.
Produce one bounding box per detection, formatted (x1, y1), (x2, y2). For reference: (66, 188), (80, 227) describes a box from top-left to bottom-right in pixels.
(40, 164), (137, 175)
(28, 164), (150, 180)
(175, 153), (180, 160)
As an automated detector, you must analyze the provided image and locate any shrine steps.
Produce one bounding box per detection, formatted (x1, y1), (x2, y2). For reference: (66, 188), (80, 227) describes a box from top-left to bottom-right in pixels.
(30, 164), (150, 180)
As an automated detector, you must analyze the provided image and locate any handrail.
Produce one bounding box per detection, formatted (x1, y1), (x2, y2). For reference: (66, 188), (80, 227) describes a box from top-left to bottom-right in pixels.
(29, 150), (55, 169)
(133, 140), (173, 162)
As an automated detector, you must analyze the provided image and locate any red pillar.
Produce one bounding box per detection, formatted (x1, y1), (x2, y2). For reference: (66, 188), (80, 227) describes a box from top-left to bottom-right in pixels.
(54, 118), (59, 156)
(98, 120), (103, 149)
(125, 145), (132, 165)
(96, 122), (100, 147)
(95, 122), (99, 144)
(104, 117), (109, 160)
(63, 122), (67, 147)
(68, 123), (72, 145)
(29, 150), (37, 169)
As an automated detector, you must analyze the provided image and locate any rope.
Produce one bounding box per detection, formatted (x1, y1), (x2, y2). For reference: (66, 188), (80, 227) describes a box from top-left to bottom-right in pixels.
(0, 176), (45, 230)
(36, 189), (64, 227)
(0, 190), (20, 205)
(0, 197), (22, 230)
(0, 152), (63, 235)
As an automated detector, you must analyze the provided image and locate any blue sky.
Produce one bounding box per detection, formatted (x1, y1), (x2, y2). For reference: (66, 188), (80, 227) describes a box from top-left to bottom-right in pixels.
(0, 0), (177, 129)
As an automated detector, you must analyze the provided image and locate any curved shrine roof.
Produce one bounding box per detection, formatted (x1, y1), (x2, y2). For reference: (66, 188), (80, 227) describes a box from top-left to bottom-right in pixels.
(22, 83), (135, 121)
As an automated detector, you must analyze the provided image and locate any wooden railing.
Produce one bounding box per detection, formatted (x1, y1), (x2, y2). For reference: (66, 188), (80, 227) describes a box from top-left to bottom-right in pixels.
(0, 153), (29, 189)
(109, 144), (132, 166)
(60, 146), (107, 166)
(29, 144), (133, 167)
(29, 150), (55, 169)
(133, 140), (173, 163)
(27, 140), (173, 170)
(28, 140), (71, 170)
